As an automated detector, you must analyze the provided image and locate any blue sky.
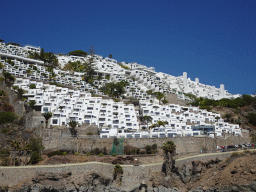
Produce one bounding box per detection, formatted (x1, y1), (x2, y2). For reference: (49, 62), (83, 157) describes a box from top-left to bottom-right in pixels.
(1, 0), (256, 95)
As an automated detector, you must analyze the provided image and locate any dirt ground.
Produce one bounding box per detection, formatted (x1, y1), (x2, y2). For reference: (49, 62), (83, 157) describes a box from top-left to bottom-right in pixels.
(37, 154), (164, 165)
(190, 152), (256, 190)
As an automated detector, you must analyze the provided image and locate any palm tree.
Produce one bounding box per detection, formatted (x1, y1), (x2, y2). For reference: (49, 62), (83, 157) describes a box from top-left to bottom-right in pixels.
(162, 141), (176, 176)
(43, 112), (52, 128)
(17, 88), (24, 100)
(144, 116), (153, 130)
(68, 120), (78, 136)
(149, 123), (158, 132)
(28, 100), (36, 108)
(157, 120), (168, 128)
(153, 92), (165, 103)
(49, 72), (57, 82)
(59, 106), (64, 112)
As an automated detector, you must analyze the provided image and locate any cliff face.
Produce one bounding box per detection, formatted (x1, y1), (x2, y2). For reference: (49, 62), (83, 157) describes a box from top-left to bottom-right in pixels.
(5, 152), (256, 192)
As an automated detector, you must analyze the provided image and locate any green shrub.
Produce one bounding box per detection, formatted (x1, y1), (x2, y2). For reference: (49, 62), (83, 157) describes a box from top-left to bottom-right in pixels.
(0, 112), (17, 125)
(231, 152), (239, 157)
(112, 153), (117, 157)
(1, 127), (10, 134)
(29, 84), (36, 89)
(118, 63), (130, 70)
(0, 149), (10, 155)
(86, 153), (90, 156)
(12, 86), (18, 90)
(87, 132), (93, 135)
(243, 150), (251, 154)
(152, 144), (157, 150)
(75, 152), (79, 155)
(68, 50), (87, 57)
(27, 137), (44, 153)
(145, 145), (152, 154)
(251, 134), (256, 143)
(225, 157), (231, 163)
(30, 151), (41, 164)
(2, 103), (14, 112)
(98, 153), (103, 156)
(246, 113), (256, 126)
(1, 157), (10, 166)
(47, 150), (66, 157)
(113, 164), (123, 179)
(114, 164), (123, 174)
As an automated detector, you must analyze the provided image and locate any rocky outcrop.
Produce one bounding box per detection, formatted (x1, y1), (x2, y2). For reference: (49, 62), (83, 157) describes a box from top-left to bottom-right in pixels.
(189, 181), (256, 192)
(178, 158), (221, 184)
(10, 170), (181, 192)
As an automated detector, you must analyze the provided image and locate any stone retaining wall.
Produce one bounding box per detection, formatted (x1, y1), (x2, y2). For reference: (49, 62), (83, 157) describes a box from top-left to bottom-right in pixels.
(40, 128), (249, 155)
(0, 151), (238, 188)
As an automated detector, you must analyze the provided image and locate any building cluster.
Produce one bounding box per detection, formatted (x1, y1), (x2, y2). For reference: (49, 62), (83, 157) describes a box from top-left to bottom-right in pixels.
(0, 41), (242, 138)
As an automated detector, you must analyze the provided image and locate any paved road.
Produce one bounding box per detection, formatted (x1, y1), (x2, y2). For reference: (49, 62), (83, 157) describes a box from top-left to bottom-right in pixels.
(0, 149), (255, 169)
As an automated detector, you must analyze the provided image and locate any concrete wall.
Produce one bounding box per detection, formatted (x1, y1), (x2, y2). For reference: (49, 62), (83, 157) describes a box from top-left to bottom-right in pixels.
(25, 111), (45, 130)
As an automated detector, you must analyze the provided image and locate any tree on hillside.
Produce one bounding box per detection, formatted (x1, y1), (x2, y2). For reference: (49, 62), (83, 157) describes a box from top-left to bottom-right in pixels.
(157, 120), (168, 128)
(45, 52), (58, 68)
(162, 98), (169, 104)
(153, 92), (165, 103)
(88, 45), (96, 56)
(143, 116), (153, 130)
(17, 88), (24, 100)
(149, 123), (158, 131)
(162, 141), (176, 176)
(29, 84), (36, 89)
(28, 100), (36, 109)
(146, 90), (153, 95)
(27, 137), (44, 164)
(43, 112), (52, 128)
(109, 54), (113, 58)
(40, 48), (46, 64)
(115, 80), (129, 98)
(68, 120), (78, 137)
(63, 61), (84, 72)
(68, 50), (87, 57)
(3, 71), (15, 86)
(246, 113), (256, 126)
(0, 62), (5, 70)
(83, 46), (96, 86)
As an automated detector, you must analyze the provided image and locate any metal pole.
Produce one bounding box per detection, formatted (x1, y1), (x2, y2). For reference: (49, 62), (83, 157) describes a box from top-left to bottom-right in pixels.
(77, 138), (78, 153)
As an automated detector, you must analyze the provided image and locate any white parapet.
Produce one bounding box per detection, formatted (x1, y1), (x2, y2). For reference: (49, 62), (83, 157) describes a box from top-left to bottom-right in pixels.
(183, 72), (187, 87)
(220, 84), (225, 96)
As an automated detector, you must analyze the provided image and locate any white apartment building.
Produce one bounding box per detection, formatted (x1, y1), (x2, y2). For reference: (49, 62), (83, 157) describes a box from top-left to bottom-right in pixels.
(0, 41), (243, 139)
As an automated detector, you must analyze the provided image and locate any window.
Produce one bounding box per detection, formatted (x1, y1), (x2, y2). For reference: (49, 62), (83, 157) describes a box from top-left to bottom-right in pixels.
(43, 107), (48, 112)
(52, 119), (58, 124)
